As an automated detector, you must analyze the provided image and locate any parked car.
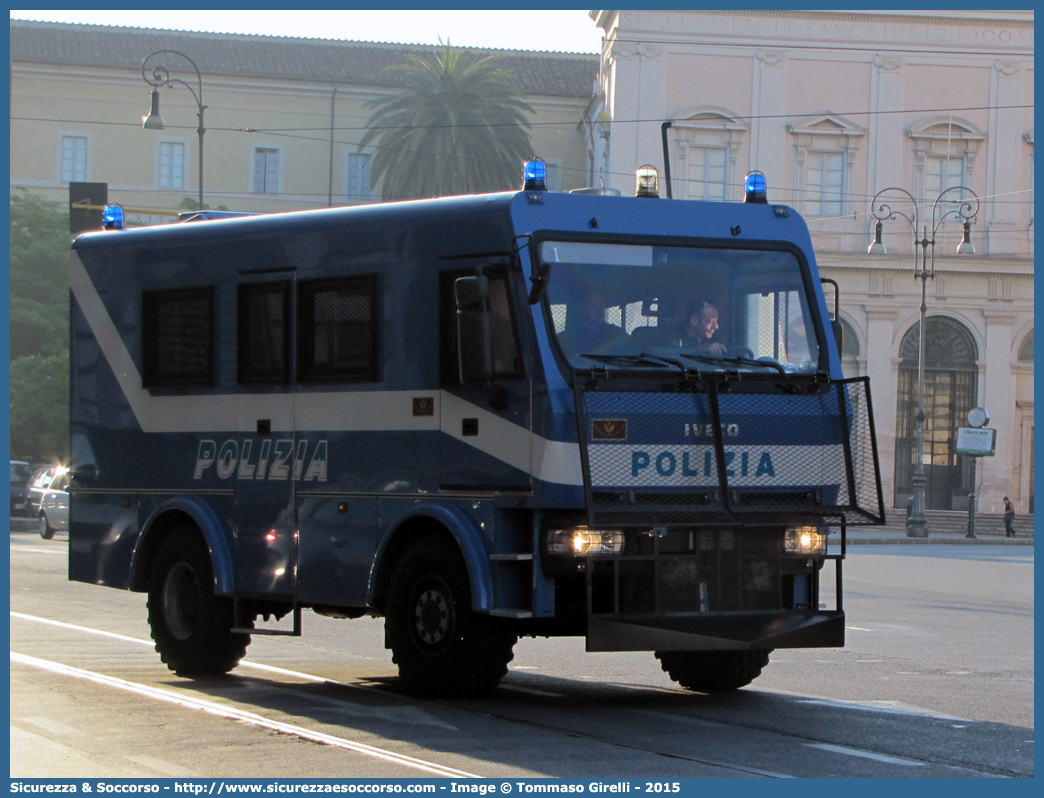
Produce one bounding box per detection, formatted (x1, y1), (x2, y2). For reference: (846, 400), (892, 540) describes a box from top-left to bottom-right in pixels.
(10, 460), (34, 518)
(31, 466), (70, 539)
(28, 466), (58, 517)
(37, 468), (70, 540)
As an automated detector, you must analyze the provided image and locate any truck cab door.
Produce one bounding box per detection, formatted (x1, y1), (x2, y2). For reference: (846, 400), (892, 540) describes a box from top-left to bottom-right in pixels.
(438, 262), (532, 493)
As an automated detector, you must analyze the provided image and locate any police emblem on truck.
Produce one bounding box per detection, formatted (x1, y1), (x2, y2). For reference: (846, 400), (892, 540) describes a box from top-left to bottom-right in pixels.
(592, 419), (627, 440)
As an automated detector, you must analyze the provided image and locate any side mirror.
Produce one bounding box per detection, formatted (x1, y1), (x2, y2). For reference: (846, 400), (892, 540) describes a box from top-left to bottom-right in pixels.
(832, 319), (843, 355)
(527, 259), (550, 304)
(454, 275), (494, 385)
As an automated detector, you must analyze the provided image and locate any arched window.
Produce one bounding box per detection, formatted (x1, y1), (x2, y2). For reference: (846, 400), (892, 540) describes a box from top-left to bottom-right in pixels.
(1018, 329), (1033, 362)
(894, 316), (978, 510)
(838, 317), (859, 357)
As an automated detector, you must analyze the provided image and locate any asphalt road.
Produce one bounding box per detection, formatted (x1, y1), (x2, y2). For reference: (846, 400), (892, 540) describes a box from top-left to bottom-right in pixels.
(9, 529), (1034, 779)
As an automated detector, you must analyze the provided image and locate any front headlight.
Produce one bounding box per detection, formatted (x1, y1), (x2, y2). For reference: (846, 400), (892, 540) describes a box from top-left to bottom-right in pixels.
(784, 526), (827, 555)
(547, 527), (624, 556)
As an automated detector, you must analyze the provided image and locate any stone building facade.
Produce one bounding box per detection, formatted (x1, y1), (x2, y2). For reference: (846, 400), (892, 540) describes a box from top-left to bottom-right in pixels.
(10, 21), (598, 219)
(9, 15), (1034, 517)
(590, 10), (1034, 516)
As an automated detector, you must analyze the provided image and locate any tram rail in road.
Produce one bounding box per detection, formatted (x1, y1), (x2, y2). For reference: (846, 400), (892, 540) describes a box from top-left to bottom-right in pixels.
(10, 533), (1034, 779)
(9, 607), (1030, 779)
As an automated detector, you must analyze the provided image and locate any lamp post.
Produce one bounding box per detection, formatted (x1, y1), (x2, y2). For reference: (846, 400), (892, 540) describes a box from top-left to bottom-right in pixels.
(868, 185), (979, 537)
(142, 50), (207, 211)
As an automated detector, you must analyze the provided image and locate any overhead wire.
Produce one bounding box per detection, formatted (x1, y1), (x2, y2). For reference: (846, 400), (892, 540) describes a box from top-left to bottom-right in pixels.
(11, 99), (1035, 208)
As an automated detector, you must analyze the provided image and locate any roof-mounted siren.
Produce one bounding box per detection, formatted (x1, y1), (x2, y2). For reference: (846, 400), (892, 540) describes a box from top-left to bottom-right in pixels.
(523, 158), (547, 191)
(744, 170), (768, 204)
(635, 165), (659, 198)
(102, 204), (125, 230)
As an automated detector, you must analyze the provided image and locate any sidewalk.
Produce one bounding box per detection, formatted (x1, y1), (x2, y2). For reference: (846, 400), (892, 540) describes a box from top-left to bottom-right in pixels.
(844, 528), (1034, 545)
(845, 511), (1034, 545)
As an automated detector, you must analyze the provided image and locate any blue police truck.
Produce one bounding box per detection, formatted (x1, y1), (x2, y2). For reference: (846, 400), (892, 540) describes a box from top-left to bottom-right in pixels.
(68, 164), (883, 697)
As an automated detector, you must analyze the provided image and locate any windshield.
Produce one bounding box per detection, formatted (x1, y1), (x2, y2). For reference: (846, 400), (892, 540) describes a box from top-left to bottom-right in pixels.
(540, 240), (820, 373)
(10, 463), (32, 484)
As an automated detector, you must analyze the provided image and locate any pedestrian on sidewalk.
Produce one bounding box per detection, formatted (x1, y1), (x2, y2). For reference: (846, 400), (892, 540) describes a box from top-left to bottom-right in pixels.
(1003, 496), (1016, 537)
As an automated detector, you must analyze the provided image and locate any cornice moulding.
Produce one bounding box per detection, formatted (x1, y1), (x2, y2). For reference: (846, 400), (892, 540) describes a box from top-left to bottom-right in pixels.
(615, 9), (1034, 29)
(607, 10), (1033, 52)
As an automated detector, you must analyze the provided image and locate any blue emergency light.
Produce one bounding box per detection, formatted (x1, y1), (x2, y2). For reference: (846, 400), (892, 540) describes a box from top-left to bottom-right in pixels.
(102, 204), (125, 230)
(744, 171), (767, 204)
(523, 158), (547, 191)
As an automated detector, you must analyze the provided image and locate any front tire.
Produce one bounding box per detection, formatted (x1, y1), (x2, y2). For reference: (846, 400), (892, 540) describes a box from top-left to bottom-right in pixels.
(39, 513), (55, 540)
(147, 529), (251, 676)
(656, 649), (771, 691)
(385, 541), (516, 697)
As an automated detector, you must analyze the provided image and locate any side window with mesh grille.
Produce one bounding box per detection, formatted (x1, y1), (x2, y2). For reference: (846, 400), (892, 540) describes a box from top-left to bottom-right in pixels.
(142, 286), (214, 388)
(238, 281), (289, 384)
(298, 275), (377, 383)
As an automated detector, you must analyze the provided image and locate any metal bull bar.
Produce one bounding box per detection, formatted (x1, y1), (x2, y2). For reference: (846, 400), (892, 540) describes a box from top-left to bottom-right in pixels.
(574, 374), (885, 529)
(572, 373), (878, 652)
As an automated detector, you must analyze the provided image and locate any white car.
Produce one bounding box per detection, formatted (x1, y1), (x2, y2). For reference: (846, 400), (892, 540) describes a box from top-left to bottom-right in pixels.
(37, 467), (70, 540)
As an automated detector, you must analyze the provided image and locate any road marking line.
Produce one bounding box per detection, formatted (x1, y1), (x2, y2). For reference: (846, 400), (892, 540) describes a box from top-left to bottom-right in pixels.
(124, 754), (199, 777)
(796, 697), (969, 722)
(627, 708), (729, 730)
(11, 612), (153, 647)
(9, 611), (406, 696)
(9, 613), (361, 683)
(805, 743), (925, 767)
(11, 651), (479, 779)
(499, 684), (563, 698)
(22, 716), (81, 736)
(10, 545), (66, 555)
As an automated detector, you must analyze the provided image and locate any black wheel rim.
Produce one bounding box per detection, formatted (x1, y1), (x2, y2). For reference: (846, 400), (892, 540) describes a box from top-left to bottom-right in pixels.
(163, 561), (201, 641)
(411, 577), (455, 652)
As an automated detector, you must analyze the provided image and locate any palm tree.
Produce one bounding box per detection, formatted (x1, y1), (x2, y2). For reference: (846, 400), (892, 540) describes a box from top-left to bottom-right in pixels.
(360, 43), (534, 201)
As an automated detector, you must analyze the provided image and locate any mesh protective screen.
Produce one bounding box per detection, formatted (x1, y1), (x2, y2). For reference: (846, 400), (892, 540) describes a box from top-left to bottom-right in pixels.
(578, 377), (883, 527)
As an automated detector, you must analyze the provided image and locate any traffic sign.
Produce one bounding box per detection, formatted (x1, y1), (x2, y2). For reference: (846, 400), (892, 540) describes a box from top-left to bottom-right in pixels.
(956, 427), (995, 456)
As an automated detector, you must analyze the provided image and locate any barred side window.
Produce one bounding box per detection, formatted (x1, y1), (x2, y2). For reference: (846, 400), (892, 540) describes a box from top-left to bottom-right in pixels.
(142, 287), (214, 387)
(298, 275), (377, 382)
(238, 281), (289, 384)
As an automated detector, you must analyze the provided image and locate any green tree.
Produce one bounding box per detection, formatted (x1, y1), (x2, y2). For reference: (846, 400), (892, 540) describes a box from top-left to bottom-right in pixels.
(361, 43), (534, 201)
(177, 196), (230, 212)
(9, 189), (71, 461)
(10, 190), (70, 360)
(10, 353), (69, 463)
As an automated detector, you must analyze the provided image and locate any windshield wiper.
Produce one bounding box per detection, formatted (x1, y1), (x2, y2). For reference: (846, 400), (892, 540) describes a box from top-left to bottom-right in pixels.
(680, 353), (788, 375)
(579, 353), (672, 368)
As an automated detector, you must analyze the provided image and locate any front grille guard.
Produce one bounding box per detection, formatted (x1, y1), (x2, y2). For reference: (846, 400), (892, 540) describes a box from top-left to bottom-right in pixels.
(574, 374), (885, 528)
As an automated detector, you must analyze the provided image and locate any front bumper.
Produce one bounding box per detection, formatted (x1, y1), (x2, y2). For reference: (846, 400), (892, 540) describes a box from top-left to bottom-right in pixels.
(586, 609), (844, 652)
(10, 501), (33, 518)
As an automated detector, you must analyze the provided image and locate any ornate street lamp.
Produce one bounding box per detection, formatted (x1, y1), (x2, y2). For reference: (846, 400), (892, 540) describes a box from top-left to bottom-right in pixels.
(142, 50), (207, 211)
(868, 185), (979, 537)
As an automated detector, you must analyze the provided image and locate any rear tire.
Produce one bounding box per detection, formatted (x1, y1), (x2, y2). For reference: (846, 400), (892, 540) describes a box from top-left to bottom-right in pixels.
(385, 541), (516, 697)
(655, 649), (771, 691)
(147, 528), (251, 676)
(39, 513), (55, 540)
